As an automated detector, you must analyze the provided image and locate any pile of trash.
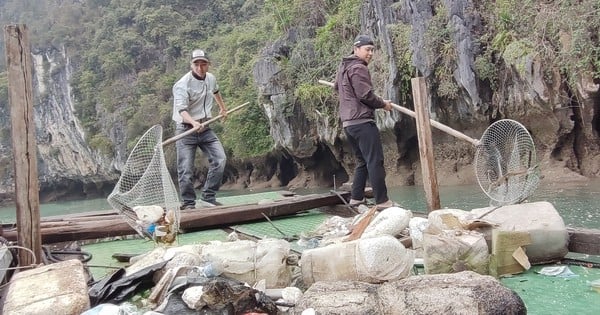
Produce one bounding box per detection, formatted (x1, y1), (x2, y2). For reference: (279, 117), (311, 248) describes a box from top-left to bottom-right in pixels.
(1, 201), (571, 314)
(131, 205), (178, 244)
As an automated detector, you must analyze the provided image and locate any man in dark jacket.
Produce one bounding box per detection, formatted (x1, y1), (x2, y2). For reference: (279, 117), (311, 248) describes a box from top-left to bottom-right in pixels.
(334, 34), (395, 210)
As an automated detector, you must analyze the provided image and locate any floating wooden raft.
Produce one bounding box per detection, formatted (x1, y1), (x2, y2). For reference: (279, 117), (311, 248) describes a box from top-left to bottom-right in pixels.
(1, 190), (356, 244)
(567, 227), (600, 255)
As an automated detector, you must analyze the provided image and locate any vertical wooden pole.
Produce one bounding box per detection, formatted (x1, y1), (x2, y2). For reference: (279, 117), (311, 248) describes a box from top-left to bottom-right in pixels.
(4, 24), (42, 267)
(411, 77), (441, 211)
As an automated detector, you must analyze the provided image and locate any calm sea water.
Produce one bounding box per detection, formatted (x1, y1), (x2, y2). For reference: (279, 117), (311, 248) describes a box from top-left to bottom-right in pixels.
(389, 180), (600, 229)
(0, 179), (598, 229)
(2, 180), (594, 315)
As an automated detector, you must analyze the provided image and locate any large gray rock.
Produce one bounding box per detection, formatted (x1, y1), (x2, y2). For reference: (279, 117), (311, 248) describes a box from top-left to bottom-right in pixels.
(295, 271), (526, 314)
(295, 281), (380, 315)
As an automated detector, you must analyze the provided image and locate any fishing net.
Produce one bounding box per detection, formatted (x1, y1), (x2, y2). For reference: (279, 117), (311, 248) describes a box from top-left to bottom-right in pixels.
(474, 119), (540, 206)
(107, 125), (180, 244)
(317, 79), (541, 206)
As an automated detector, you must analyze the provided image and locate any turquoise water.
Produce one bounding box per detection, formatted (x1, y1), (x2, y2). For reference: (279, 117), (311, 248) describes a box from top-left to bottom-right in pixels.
(1, 180), (599, 229)
(0, 198), (111, 223)
(80, 200), (600, 315)
(502, 265), (600, 315)
(387, 180), (600, 229)
(3, 181), (595, 314)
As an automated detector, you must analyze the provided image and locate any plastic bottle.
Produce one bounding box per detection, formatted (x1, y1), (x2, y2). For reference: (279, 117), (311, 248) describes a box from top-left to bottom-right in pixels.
(202, 260), (224, 277)
(80, 304), (120, 315)
(145, 223), (156, 235)
(117, 302), (140, 315)
(195, 260), (224, 278)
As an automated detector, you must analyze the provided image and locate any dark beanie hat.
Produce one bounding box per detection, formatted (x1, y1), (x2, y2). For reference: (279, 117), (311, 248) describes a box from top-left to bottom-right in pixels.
(353, 35), (374, 47)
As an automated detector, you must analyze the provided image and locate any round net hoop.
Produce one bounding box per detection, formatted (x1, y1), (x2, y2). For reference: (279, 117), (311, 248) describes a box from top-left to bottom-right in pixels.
(474, 119), (540, 206)
(107, 125), (180, 244)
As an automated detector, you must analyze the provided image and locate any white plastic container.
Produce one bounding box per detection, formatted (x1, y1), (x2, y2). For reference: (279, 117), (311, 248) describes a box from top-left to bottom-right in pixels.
(300, 235), (414, 285)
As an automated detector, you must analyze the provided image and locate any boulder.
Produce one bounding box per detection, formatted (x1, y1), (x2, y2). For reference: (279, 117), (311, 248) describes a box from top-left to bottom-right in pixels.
(295, 271), (526, 314)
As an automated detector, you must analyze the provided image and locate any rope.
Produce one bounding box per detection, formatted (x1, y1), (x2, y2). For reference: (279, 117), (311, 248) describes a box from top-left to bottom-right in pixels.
(0, 245), (38, 271)
(42, 245), (93, 263)
(0, 243), (92, 272)
(558, 258), (600, 269)
(475, 205), (503, 220)
(0, 243), (95, 291)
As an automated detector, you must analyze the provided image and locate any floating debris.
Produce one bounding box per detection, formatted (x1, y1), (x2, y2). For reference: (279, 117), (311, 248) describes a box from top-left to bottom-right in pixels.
(536, 266), (578, 278)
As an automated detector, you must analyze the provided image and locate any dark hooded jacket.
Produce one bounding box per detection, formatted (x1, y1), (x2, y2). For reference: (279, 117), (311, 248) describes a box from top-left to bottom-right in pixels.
(334, 54), (386, 128)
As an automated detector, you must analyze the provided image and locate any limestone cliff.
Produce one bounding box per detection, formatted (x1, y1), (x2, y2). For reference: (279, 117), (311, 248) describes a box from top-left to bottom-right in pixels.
(251, 0), (599, 189)
(0, 46), (118, 204)
(0, 0), (598, 205)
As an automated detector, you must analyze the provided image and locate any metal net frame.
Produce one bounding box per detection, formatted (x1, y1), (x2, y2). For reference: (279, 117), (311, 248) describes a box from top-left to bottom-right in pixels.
(107, 125), (180, 244)
(474, 119), (540, 206)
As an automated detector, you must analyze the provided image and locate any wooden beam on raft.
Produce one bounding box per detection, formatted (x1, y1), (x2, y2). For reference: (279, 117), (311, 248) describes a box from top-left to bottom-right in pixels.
(567, 227), (600, 255)
(1, 191), (356, 244)
(4, 24), (42, 266)
(411, 77), (441, 212)
(177, 192), (354, 232)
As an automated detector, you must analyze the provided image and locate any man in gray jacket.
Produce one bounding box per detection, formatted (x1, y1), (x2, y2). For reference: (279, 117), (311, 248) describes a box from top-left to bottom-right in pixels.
(172, 49), (228, 209)
(334, 34), (395, 210)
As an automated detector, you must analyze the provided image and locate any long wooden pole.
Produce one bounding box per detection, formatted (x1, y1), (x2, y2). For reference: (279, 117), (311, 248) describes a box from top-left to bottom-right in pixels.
(161, 101), (251, 146)
(318, 80), (480, 146)
(4, 24), (42, 267)
(411, 77), (441, 211)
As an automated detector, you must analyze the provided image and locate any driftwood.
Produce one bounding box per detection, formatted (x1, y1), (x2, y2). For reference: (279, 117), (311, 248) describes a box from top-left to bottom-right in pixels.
(344, 206), (378, 242)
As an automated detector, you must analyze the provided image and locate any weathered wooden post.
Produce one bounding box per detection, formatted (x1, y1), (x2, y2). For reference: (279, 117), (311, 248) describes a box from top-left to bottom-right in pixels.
(411, 77), (441, 211)
(4, 24), (42, 267)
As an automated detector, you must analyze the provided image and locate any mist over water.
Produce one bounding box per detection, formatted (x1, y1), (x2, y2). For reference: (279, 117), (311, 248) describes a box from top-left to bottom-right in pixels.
(0, 179), (598, 229)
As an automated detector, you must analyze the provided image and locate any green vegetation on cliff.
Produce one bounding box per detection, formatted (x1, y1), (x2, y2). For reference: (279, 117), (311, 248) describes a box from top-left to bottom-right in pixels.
(0, 0), (599, 160)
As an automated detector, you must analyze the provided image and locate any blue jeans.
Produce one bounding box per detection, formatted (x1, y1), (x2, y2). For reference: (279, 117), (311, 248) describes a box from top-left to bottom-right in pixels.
(344, 121), (389, 204)
(176, 124), (226, 206)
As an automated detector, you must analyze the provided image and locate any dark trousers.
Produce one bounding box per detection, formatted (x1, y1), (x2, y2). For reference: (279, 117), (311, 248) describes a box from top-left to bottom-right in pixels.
(344, 121), (389, 204)
(175, 124), (226, 206)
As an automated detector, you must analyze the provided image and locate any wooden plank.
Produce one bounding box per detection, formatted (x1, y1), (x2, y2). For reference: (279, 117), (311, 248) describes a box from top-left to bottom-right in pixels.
(512, 246), (531, 270)
(411, 77), (441, 211)
(344, 205), (377, 241)
(41, 219), (134, 243)
(1, 191), (352, 244)
(37, 190), (298, 222)
(4, 24), (42, 266)
(178, 192), (351, 232)
(42, 209), (118, 220)
(567, 227), (600, 255)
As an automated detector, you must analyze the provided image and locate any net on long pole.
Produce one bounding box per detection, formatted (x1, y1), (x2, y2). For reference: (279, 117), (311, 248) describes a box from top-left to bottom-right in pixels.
(107, 125), (180, 244)
(474, 119), (540, 206)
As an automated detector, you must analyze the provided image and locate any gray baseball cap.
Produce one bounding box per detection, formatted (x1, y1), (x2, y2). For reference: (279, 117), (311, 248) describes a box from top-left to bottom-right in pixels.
(353, 35), (374, 47)
(191, 49), (209, 62)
